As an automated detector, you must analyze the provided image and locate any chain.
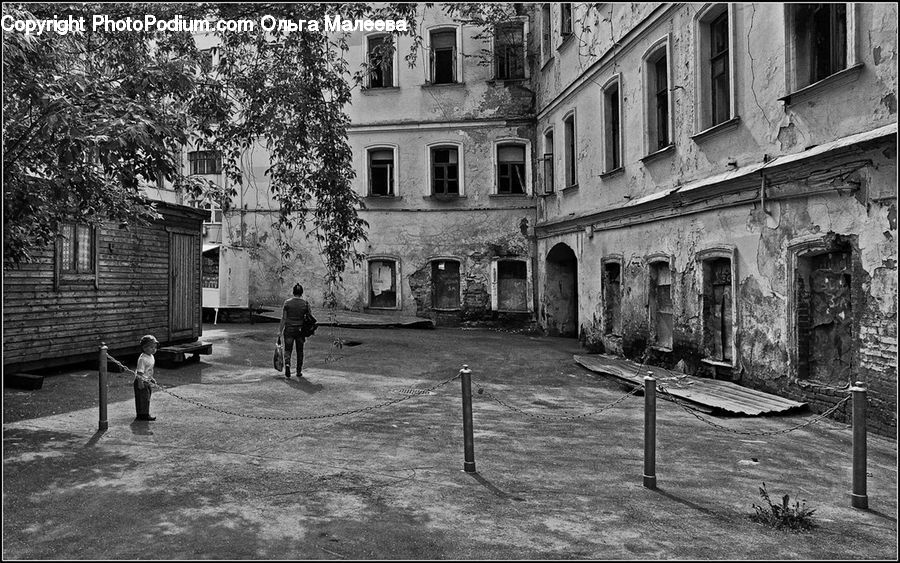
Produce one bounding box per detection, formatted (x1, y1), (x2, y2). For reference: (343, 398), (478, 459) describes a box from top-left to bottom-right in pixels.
(106, 352), (460, 421)
(656, 383), (852, 436)
(471, 375), (643, 421)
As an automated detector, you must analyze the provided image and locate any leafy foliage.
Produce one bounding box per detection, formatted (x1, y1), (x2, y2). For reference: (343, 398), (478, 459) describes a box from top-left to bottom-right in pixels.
(750, 482), (818, 532)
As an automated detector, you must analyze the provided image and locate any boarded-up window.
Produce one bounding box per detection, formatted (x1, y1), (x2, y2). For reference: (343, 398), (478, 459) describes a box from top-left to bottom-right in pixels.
(498, 260), (528, 311)
(796, 249), (852, 385)
(369, 259), (398, 308)
(603, 261), (622, 336)
(650, 262), (673, 349)
(432, 260), (460, 309)
(702, 257), (733, 361)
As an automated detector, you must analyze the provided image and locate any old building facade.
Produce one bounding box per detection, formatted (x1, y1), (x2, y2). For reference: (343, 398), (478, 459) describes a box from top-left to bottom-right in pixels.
(533, 3), (897, 435)
(176, 4), (896, 434)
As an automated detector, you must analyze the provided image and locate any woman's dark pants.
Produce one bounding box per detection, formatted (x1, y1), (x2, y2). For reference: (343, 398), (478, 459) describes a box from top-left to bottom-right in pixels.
(283, 326), (305, 374)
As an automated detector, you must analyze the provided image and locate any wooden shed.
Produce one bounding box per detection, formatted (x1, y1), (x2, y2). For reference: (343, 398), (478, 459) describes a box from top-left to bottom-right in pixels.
(3, 202), (209, 373)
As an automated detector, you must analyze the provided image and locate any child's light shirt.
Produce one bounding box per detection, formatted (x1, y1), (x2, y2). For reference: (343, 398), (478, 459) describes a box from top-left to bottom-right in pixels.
(135, 352), (155, 383)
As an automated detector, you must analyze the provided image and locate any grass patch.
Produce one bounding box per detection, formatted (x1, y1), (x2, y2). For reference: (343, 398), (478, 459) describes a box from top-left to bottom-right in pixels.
(751, 482), (817, 532)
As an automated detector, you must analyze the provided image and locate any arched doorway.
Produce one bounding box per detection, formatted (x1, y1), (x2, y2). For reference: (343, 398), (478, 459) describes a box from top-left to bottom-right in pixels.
(544, 243), (578, 337)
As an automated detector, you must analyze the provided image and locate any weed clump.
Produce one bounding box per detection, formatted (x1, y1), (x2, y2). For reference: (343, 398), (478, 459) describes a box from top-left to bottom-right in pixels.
(750, 482), (817, 532)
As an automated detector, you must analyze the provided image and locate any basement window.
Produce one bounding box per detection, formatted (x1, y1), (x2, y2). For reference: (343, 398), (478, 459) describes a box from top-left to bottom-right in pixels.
(369, 259), (399, 309)
(649, 261), (674, 349)
(794, 243), (854, 386)
(602, 259), (623, 336)
(432, 259), (460, 310)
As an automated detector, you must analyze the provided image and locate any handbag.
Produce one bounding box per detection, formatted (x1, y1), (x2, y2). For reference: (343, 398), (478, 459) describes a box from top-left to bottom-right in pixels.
(273, 338), (284, 372)
(300, 311), (318, 338)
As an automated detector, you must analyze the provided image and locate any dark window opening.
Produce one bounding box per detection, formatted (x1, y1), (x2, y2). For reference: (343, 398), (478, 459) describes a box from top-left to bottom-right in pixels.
(653, 54), (670, 150)
(432, 147), (459, 195)
(604, 83), (621, 170)
(432, 260), (461, 309)
(796, 248), (853, 385)
(495, 23), (525, 79)
(368, 35), (394, 88)
(369, 260), (398, 308)
(430, 30), (457, 84)
(709, 11), (730, 125)
(649, 262), (674, 349)
(603, 262), (622, 336)
(701, 257), (733, 362)
(368, 148), (394, 196)
(497, 144), (526, 194)
(498, 260), (528, 312)
(543, 130), (554, 193)
(560, 3), (573, 37)
(793, 3), (847, 88)
(564, 115), (576, 187)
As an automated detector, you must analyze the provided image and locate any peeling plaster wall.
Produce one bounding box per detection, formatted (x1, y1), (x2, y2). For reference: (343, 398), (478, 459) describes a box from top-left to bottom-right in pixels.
(534, 3), (897, 435)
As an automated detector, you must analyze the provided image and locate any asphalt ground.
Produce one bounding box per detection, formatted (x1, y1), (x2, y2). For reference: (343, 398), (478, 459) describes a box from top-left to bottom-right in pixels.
(3, 322), (898, 560)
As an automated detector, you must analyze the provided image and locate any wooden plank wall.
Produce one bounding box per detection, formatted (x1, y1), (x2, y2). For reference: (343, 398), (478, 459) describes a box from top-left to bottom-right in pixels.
(2, 207), (204, 372)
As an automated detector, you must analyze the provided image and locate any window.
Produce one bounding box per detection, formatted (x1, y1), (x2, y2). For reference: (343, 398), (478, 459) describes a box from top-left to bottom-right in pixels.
(188, 150), (222, 175)
(603, 77), (622, 172)
(697, 248), (737, 365)
(695, 5), (734, 131)
(541, 4), (552, 64)
(497, 143), (526, 194)
(560, 3), (573, 39)
(790, 4), (848, 90)
(58, 223), (95, 274)
(432, 259), (461, 309)
(190, 199), (223, 224)
(431, 146), (460, 195)
(369, 259), (399, 309)
(602, 259), (622, 336)
(543, 129), (554, 193)
(495, 22), (525, 79)
(563, 113), (577, 188)
(367, 35), (394, 88)
(495, 259), (529, 312)
(649, 261), (674, 349)
(430, 29), (457, 84)
(368, 147), (395, 196)
(644, 40), (672, 154)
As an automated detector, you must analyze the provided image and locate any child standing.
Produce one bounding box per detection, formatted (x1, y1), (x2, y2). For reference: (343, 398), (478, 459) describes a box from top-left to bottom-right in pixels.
(134, 334), (159, 421)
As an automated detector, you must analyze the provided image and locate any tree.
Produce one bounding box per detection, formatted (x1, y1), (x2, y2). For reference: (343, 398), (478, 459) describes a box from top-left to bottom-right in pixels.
(3, 2), (421, 278)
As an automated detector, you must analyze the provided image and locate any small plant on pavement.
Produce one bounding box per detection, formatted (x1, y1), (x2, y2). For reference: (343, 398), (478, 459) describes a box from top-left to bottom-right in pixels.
(750, 482), (817, 532)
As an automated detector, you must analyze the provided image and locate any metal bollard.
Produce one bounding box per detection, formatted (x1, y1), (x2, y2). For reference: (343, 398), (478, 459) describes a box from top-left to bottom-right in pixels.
(850, 381), (868, 509)
(99, 344), (109, 431)
(643, 372), (657, 489)
(460, 365), (476, 473)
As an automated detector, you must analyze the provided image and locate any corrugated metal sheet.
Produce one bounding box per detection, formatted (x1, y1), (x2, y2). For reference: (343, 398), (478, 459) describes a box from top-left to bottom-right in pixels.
(574, 354), (807, 416)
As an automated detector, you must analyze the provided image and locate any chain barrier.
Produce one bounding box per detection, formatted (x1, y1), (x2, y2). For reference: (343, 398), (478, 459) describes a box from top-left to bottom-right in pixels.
(655, 383), (852, 437)
(471, 375), (643, 421)
(106, 352), (460, 421)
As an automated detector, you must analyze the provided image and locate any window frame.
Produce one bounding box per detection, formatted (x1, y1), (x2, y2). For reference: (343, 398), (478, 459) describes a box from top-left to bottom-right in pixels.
(642, 36), (674, 157)
(188, 150), (222, 176)
(364, 33), (399, 89)
(695, 245), (739, 368)
(694, 4), (738, 134)
(542, 127), (555, 194)
(540, 3), (553, 66)
(493, 19), (528, 80)
(366, 256), (401, 310)
(601, 74), (624, 174)
(427, 141), (464, 197)
(563, 110), (578, 189)
(647, 254), (675, 351)
(365, 144), (399, 197)
(493, 138), (531, 196)
(55, 222), (99, 290)
(601, 255), (624, 337)
(560, 3), (573, 41)
(785, 3), (857, 94)
(491, 257), (532, 313)
(426, 25), (463, 85)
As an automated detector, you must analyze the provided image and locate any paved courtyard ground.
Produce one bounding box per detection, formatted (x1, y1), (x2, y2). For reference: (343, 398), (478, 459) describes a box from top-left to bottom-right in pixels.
(3, 322), (898, 559)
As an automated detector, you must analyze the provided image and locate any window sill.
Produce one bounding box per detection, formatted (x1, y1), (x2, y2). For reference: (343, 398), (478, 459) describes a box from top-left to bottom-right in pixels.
(489, 193), (530, 198)
(487, 77), (528, 86)
(539, 190), (556, 197)
(649, 345), (673, 353)
(365, 307), (401, 312)
(424, 194), (467, 201)
(700, 358), (734, 369)
(558, 33), (575, 51)
(778, 63), (864, 106)
(364, 194), (400, 200)
(540, 55), (554, 71)
(600, 166), (624, 180)
(421, 82), (465, 89)
(561, 183), (579, 193)
(433, 307), (461, 313)
(691, 116), (741, 143)
(640, 143), (675, 164)
(361, 86), (400, 94)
